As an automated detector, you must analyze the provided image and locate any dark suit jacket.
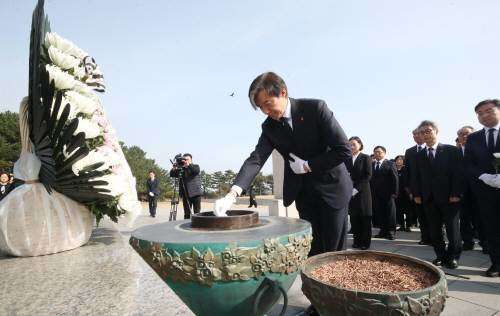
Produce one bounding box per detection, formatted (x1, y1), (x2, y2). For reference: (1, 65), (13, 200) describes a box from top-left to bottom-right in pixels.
(464, 129), (500, 198)
(170, 164), (202, 198)
(233, 98), (353, 209)
(412, 143), (464, 204)
(146, 178), (160, 197)
(348, 153), (372, 216)
(0, 183), (12, 201)
(403, 145), (422, 194)
(371, 159), (398, 200)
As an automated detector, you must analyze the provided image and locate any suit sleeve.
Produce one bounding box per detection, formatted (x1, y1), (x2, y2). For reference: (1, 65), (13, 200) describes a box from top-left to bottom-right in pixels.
(354, 155), (372, 192)
(464, 137), (482, 180)
(402, 149), (410, 190)
(233, 129), (274, 191)
(308, 100), (352, 173)
(390, 161), (399, 196)
(411, 154), (421, 198)
(450, 147), (465, 197)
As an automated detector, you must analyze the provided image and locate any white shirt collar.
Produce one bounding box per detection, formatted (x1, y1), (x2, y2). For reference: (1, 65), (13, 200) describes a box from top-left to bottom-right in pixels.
(283, 98), (292, 120)
(427, 142), (438, 151)
(352, 152), (360, 163)
(375, 158), (385, 164)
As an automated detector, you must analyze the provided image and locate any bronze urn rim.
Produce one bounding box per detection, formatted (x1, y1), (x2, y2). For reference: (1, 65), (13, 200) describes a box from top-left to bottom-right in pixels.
(190, 210), (259, 230)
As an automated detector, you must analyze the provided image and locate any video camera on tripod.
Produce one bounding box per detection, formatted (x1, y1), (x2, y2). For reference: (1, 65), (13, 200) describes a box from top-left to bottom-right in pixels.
(168, 153), (188, 221)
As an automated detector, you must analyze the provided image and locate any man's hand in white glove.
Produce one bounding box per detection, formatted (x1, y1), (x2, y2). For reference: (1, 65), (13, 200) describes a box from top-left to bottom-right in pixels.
(214, 190), (237, 216)
(352, 188), (359, 196)
(289, 153), (310, 174)
(480, 173), (500, 188)
(149, 192), (154, 197)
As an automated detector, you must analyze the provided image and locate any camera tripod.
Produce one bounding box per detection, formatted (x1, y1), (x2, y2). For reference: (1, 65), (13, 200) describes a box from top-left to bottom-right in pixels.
(169, 167), (192, 221)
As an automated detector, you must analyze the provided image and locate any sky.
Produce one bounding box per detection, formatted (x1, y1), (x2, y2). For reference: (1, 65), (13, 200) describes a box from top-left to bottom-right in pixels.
(1, 0), (500, 174)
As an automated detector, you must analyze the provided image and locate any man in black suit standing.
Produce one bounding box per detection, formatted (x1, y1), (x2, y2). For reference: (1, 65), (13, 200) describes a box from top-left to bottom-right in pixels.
(170, 153), (203, 219)
(146, 171), (160, 217)
(457, 126), (485, 252)
(403, 128), (431, 245)
(215, 72), (352, 316)
(215, 72), (352, 253)
(370, 146), (398, 240)
(464, 100), (500, 277)
(412, 120), (463, 269)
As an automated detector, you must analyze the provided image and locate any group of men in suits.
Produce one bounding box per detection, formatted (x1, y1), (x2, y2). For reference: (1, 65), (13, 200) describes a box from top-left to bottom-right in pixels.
(401, 100), (500, 277)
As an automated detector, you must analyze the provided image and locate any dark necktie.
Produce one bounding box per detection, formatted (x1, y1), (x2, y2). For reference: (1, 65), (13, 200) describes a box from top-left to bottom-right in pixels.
(375, 161), (380, 172)
(487, 128), (496, 153)
(428, 147), (434, 161)
(417, 145), (422, 152)
(280, 117), (293, 134)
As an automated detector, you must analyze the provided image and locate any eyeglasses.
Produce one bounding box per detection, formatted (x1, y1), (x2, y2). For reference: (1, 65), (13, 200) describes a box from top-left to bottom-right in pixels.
(419, 129), (434, 135)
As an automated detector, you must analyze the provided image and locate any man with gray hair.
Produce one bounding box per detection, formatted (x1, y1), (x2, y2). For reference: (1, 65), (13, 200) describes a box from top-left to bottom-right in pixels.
(411, 120), (464, 269)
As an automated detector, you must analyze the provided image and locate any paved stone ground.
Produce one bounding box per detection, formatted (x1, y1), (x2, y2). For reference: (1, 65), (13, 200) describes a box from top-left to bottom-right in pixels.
(1, 204), (499, 315)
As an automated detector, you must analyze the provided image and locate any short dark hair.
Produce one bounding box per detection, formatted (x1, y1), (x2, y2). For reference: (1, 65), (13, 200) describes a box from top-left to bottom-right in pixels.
(418, 120), (439, 133)
(348, 136), (364, 151)
(475, 99), (500, 112)
(373, 145), (386, 153)
(0, 172), (10, 179)
(248, 72), (288, 110)
(183, 153), (192, 159)
(395, 155), (405, 161)
(149, 170), (155, 174)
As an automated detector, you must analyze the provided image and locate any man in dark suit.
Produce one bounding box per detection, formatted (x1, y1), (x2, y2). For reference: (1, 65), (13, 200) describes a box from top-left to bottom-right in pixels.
(170, 153), (202, 219)
(403, 128), (431, 245)
(215, 71), (352, 254)
(457, 126), (485, 252)
(370, 146), (398, 240)
(412, 120), (463, 269)
(146, 171), (160, 217)
(215, 72), (352, 316)
(464, 99), (500, 277)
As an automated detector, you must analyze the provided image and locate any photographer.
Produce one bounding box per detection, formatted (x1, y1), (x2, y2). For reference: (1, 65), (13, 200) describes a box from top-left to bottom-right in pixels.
(170, 153), (202, 219)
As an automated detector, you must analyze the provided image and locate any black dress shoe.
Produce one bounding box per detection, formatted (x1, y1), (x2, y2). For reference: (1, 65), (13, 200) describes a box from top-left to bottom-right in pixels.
(374, 231), (387, 238)
(405, 227), (412, 232)
(486, 265), (500, 277)
(396, 227), (406, 232)
(303, 305), (320, 316)
(360, 246), (369, 250)
(432, 258), (443, 266)
(446, 259), (458, 269)
(352, 243), (360, 249)
(482, 246), (489, 254)
(385, 234), (395, 240)
(418, 240), (432, 245)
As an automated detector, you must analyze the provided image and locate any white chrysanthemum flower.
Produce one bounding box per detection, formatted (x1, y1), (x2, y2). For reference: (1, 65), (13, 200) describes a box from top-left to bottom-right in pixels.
(95, 174), (127, 196)
(64, 91), (98, 115)
(74, 118), (102, 139)
(48, 46), (80, 70)
(71, 150), (109, 176)
(44, 32), (88, 59)
(73, 66), (86, 80)
(46, 65), (77, 90)
(73, 81), (98, 101)
(494, 153), (500, 158)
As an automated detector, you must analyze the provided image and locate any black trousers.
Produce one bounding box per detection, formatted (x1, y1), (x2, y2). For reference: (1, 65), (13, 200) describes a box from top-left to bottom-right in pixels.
(395, 195), (412, 229)
(350, 215), (372, 248)
(424, 198), (461, 260)
(460, 189), (486, 246)
(295, 185), (348, 257)
(148, 196), (157, 216)
(248, 198), (258, 208)
(477, 190), (500, 266)
(414, 201), (431, 242)
(182, 194), (201, 219)
(373, 195), (396, 235)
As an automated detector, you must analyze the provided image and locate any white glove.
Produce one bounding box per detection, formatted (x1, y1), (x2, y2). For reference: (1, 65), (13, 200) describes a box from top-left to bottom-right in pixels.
(480, 173), (500, 188)
(149, 192), (154, 197)
(352, 188), (359, 196)
(289, 153), (309, 174)
(214, 191), (237, 216)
